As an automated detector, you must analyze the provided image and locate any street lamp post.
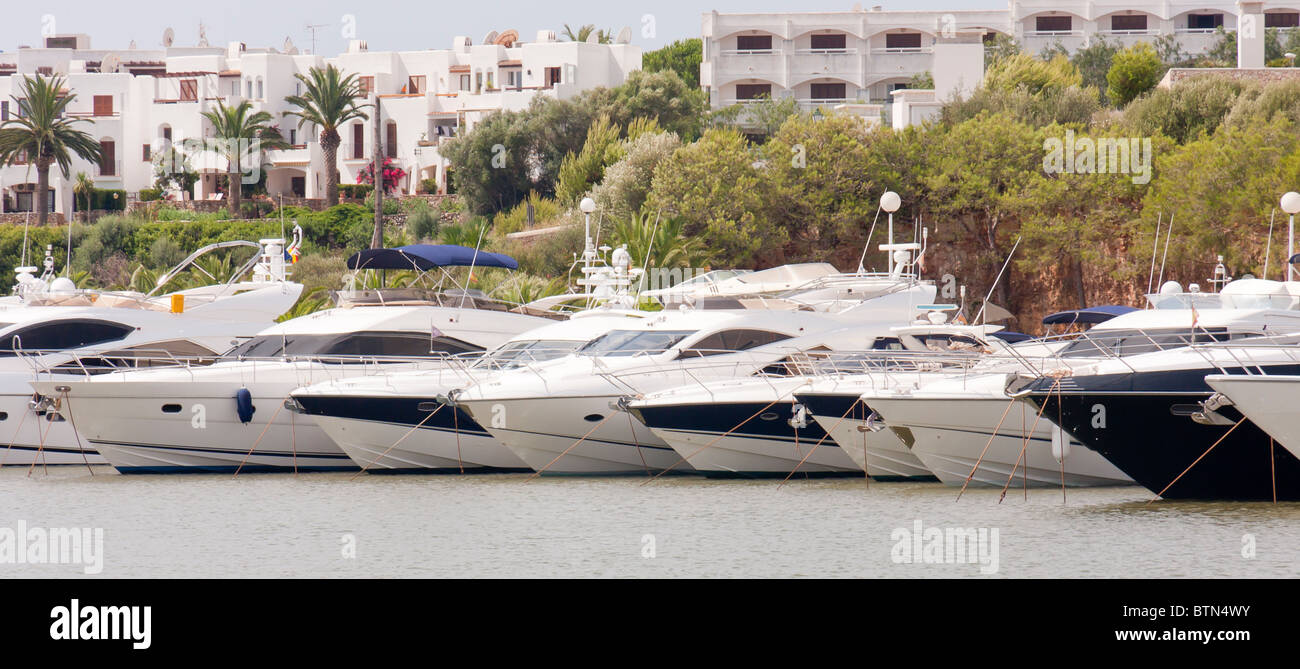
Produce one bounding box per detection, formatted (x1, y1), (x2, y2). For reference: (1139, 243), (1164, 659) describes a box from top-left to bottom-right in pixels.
(880, 190), (901, 274)
(1282, 192), (1300, 281)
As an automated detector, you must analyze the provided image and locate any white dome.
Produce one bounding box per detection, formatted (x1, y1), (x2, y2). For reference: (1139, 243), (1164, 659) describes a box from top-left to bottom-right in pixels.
(49, 277), (76, 292)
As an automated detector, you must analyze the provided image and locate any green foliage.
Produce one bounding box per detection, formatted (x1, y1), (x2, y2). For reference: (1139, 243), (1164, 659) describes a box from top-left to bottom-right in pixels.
(1120, 76), (1246, 143)
(590, 131), (681, 224)
(984, 53), (1083, 95)
(419, 178), (438, 194)
(943, 83), (1102, 127)
(555, 114), (625, 204)
(908, 71), (935, 89)
(1107, 42), (1164, 108)
(646, 128), (773, 265)
(642, 38), (703, 89)
(763, 113), (918, 265)
(439, 218), (491, 249)
(983, 34), (1022, 68)
(147, 236), (186, 269)
(1141, 116), (1300, 277)
(338, 183), (373, 199)
(492, 191), (565, 236)
(710, 94), (801, 138)
(137, 188), (163, 202)
(610, 209), (702, 272)
(443, 69), (706, 216)
(362, 190), (400, 215)
(1069, 37), (1121, 102)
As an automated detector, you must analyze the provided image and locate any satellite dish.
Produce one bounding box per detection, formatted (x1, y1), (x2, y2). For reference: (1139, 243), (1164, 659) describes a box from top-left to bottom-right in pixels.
(616, 27), (631, 44)
(100, 53), (121, 74)
(162, 27), (175, 48)
(483, 31), (499, 46)
(283, 36), (297, 54)
(585, 32), (600, 44)
(494, 29), (519, 47)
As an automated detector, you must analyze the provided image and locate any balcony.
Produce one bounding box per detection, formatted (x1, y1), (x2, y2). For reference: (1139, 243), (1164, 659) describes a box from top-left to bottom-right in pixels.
(94, 159), (123, 179)
(794, 48), (858, 55)
(1023, 30), (1085, 38)
(719, 48), (776, 56)
(797, 98), (850, 111)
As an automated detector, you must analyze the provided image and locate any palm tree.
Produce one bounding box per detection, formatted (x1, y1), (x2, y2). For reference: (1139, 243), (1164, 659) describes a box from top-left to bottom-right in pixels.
(73, 172), (94, 222)
(283, 65), (371, 207)
(612, 208), (702, 273)
(201, 100), (289, 219)
(0, 75), (102, 225)
(561, 24), (613, 44)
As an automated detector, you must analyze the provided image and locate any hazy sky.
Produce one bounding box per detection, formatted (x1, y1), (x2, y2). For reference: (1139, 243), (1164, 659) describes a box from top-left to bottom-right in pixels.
(2, 0), (1006, 54)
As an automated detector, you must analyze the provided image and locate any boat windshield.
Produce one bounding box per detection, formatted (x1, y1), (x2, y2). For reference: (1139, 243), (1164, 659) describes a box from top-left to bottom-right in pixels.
(577, 330), (696, 357)
(225, 331), (481, 359)
(471, 339), (584, 369)
(1054, 327), (1258, 358)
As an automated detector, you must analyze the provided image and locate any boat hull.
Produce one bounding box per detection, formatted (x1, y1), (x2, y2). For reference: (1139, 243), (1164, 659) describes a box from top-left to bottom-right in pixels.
(864, 395), (1132, 488)
(457, 395), (690, 475)
(794, 391), (935, 480)
(632, 400), (861, 477)
(1028, 386), (1300, 500)
(295, 395), (528, 472)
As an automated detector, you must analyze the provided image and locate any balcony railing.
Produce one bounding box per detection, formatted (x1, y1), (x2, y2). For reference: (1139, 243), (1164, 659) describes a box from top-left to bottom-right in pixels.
(1096, 29), (1157, 36)
(870, 46), (933, 55)
(1175, 27), (1220, 34)
(720, 48), (776, 56)
(94, 160), (123, 178)
(794, 48), (858, 55)
(1023, 30), (1085, 37)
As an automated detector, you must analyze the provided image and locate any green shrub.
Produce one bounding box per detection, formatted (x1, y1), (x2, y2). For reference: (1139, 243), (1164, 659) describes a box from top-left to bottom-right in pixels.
(147, 236), (186, 269)
(91, 189), (127, 211)
(420, 178), (438, 194)
(137, 188), (163, 202)
(338, 184), (373, 200)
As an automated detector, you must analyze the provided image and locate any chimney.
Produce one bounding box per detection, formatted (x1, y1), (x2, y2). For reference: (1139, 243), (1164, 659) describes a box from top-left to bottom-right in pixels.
(1238, 1), (1265, 68)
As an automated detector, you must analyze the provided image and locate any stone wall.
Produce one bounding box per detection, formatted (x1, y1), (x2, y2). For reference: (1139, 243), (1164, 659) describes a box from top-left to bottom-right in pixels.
(0, 212), (66, 225)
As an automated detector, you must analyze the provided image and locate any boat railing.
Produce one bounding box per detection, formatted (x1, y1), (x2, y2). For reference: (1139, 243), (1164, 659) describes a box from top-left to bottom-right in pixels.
(21, 347), (483, 383)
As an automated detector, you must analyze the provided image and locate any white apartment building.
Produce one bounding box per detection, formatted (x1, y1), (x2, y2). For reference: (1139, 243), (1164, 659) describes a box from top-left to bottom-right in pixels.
(0, 30), (639, 219)
(702, 1), (1300, 119)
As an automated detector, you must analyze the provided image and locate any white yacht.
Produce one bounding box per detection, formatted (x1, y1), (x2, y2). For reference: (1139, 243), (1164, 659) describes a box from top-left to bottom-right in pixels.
(450, 277), (936, 475)
(626, 320), (1016, 478)
(1205, 371), (1300, 461)
(290, 312), (650, 472)
(29, 244), (555, 473)
(0, 239), (303, 467)
(868, 278), (1300, 488)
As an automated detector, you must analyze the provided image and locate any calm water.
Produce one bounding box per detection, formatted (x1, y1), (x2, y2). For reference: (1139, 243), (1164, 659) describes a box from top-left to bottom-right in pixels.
(2, 466), (1297, 578)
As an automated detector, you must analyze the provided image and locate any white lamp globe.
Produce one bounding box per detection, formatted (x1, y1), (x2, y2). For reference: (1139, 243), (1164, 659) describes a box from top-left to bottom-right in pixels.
(579, 197), (596, 214)
(880, 191), (901, 213)
(1281, 191), (1300, 214)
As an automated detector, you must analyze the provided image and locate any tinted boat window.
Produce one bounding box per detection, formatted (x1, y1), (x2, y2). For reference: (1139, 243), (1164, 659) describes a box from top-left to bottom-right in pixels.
(226, 332), (481, 359)
(472, 340), (583, 369)
(1056, 327), (1242, 358)
(681, 329), (792, 357)
(578, 330), (695, 357)
(0, 319), (134, 355)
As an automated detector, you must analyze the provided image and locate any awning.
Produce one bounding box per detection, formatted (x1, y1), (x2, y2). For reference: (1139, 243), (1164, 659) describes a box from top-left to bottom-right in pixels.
(347, 244), (518, 271)
(1041, 305), (1138, 325)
